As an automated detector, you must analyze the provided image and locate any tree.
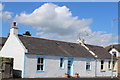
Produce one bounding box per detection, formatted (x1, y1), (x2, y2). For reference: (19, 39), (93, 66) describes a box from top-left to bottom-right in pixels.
(23, 31), (31, 36)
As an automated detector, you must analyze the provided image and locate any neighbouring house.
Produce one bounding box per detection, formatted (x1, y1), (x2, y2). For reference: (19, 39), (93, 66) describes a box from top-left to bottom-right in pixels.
(0, 22), (118, 78)
(105, 44), (120, 76)
(0, 37), (7, 66)
(0, 37), (14, 79)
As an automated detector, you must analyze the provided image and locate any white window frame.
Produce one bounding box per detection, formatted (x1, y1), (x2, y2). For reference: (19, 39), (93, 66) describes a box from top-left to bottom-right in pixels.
(60, 57), (64, 69)
(86, 61), (91, 71)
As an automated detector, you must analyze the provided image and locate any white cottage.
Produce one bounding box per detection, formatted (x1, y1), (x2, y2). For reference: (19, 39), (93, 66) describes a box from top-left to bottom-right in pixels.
(0, 22), (118, 78)
(105, 44), (120, 76)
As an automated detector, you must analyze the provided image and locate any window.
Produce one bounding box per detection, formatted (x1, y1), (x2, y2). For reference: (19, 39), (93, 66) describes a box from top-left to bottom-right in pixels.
(37, 57), (44, 71)
(112, 61), (117, 71)
(86, 61), (91, 71)
(112, 52), (117, 57)
(60, 58), (64, 69)
(101, 60), (105, 71)
(108, 61), (111, 70)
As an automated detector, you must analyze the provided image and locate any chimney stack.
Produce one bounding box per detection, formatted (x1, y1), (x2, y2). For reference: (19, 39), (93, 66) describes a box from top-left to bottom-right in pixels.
(10, 22), (18, 36)
(13, 22), (16, 26)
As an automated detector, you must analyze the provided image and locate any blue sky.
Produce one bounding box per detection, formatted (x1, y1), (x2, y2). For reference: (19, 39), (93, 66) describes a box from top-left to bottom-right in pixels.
(1, 2), (119, 46)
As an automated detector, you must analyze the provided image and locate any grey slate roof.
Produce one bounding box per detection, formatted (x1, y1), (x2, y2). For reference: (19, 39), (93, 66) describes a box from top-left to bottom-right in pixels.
(85, 44), (111, 59)
(18, 35), (94, 58)
(105, 44), (120, 52)
(0, 37), (7, 50)
(18, 35), (111, 59)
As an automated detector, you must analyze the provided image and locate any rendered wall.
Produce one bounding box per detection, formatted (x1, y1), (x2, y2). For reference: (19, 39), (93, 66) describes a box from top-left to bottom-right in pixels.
(24, 54), (67, 78)
(96, 59), (118, 77)
(25, 54), (96, 78)
(0, 34), (26, 77)
(25, 54), (118, 78)
(74, 58), (96, 77)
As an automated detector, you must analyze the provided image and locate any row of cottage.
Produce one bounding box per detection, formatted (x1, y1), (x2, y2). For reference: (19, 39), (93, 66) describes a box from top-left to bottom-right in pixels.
(0, 22), (120, 78)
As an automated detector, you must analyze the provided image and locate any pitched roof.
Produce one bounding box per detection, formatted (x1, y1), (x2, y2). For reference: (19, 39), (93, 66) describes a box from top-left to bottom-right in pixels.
(105, 44), (120, 52)
(85, 44), (111, 59)
(18, 35), (94, 58)
(0, 37), (7, 50)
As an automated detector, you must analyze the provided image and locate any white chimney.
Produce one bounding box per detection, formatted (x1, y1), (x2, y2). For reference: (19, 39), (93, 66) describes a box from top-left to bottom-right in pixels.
(10, 22), (18, 35)
(77, 38), (85, 45)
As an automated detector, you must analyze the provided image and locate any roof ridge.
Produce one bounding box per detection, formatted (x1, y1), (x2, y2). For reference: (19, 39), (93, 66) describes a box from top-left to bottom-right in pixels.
(19, 35), (79, 45)
(85, 44), (103, 48)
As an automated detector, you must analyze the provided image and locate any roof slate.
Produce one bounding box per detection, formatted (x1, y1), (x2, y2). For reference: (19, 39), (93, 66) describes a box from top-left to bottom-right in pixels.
(18, 35), (94, 58)
(18, 35), (111, 59)
(105, 44), (120, 52)
(86, 44), (111, 59)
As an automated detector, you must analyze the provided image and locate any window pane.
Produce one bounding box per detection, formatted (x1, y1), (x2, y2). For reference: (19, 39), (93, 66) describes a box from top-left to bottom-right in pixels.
(101, 60), (104, 64)
(101, 60), (104, 70)
(37, 65), (40, 70)
(38, 58), (40, 63)
(113, 54), (116, 57)
(40, 65), (43, 71)
(60, 58), (64, 68)
(86, 61), (90, 71)
(40, 58), (44, 64)
(101, 65), (103, 70)
(108, 61), (111, 69)
(37, 57), (44, 71)
(86, 65), (90, 70)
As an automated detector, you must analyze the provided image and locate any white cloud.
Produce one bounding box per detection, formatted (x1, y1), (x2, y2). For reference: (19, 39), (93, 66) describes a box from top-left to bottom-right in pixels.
(15, 3), (116, 46)
(0, 11), (13, 21)
(2, 11), (13, 20)
(0, 3), (13, 21)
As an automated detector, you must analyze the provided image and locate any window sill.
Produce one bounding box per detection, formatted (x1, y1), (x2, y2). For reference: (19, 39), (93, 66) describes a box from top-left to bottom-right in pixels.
(86, 69), (91, 71)
(37, 70), (45, 73)
(60, 67), (64, 70)
(101, 70), (106, 72)
(113, 70), (117, 72)
(109, 69), (112, 70)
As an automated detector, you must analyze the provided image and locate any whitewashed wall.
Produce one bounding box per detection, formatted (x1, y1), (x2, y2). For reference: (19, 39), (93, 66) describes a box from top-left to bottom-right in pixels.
(96, 59), (118, 77)
(0, 34), (26, 77)
(24, 54), (96, 78)
(25, 54), (118, 78)
(109, 48), (120, 57)
(24, 54), (67, 78)
(74, 58), (96, 77)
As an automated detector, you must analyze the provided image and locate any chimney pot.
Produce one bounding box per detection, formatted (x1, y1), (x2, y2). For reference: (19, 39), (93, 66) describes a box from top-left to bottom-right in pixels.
(13, 22), (16, 26)
(10, 22), (18, 35)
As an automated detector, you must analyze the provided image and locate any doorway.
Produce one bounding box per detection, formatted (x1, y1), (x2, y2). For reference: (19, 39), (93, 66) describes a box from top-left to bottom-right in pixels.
(67, 58), (74, 76)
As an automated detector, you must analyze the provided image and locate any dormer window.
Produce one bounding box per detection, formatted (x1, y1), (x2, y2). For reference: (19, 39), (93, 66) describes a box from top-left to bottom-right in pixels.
(112, 52), (117, 57)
